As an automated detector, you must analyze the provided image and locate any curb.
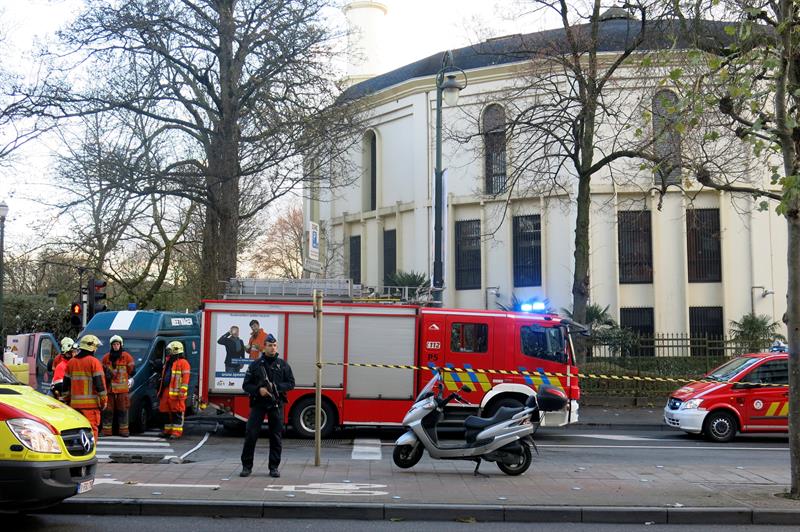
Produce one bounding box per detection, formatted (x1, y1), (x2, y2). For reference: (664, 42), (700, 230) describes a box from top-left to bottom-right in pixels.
(42, 498), (800, 525)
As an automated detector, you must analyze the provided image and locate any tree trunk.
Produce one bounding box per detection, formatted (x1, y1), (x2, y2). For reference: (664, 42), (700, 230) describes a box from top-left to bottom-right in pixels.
(572, 174), (592, 366)
(788, 211), (800, 497)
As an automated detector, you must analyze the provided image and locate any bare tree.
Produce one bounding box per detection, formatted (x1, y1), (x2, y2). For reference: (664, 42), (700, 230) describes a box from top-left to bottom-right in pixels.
(246, 203), (305, 279)
(455, 0), (670, 363)
(16, 0), (363, 298)
(667, 0), (800, 497)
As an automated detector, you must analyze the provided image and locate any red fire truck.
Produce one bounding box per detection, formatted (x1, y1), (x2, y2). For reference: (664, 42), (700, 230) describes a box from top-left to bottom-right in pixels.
(199, 282), (581, 437)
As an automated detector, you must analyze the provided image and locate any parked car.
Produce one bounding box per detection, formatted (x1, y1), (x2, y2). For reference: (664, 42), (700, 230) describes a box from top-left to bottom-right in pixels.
(0, 361), (96, 511)
(664, 351), (788, 442)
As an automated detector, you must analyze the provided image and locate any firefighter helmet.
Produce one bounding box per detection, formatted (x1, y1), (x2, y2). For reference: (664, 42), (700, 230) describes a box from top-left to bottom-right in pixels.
(60, 337), (75, 352)
(78, 335), (102, 352)
(166, 341), (184, 355)
(110, 335), (124, 347)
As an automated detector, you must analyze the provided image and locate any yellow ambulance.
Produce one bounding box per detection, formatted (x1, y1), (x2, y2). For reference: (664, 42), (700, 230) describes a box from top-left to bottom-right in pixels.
(0, 360), (96, 511)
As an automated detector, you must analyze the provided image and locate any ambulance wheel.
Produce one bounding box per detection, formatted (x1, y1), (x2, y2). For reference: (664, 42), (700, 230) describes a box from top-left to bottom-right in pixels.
(393, 444), (423, 468)
(703, 411), (737, 443)
(497, 443), (532, 476)
(291, 397), (336, 439)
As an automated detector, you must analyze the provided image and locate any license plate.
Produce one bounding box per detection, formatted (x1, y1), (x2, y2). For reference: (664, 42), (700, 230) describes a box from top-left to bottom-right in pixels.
(77, 479), (93, 494)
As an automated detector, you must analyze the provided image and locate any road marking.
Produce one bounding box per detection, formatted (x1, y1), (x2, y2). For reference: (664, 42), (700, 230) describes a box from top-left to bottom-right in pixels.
(265, 483), (388, 496)
(351, 438), (382, 460)
(101, 436), (164, 442)
(98, 441), (172, 447)
(539, 444), (789, 451)
(569, 434), (656, 441)
(94, 478), (220, 489)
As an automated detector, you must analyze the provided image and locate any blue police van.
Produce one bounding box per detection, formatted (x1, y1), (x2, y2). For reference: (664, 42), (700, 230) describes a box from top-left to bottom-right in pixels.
(79, 310), (201, 433)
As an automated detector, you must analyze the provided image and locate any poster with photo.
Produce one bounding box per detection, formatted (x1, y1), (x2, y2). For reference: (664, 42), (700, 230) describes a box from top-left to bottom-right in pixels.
(210, 312), (282, 393)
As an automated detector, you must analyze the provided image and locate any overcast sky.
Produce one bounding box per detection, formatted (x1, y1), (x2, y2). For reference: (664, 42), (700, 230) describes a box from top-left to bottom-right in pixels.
(0, 0), (544, 244)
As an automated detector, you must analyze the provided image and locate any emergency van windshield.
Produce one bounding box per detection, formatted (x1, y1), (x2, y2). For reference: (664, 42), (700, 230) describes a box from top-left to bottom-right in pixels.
(0, 361), (21, 384)
(706, 356), (761, 382)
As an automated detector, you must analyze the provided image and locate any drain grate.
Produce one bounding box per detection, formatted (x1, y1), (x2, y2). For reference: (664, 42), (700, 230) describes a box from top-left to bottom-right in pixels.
(289, 439), (353, 448)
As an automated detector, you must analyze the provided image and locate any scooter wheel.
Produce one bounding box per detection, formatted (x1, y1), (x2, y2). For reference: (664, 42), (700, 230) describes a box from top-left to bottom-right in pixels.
(497, 443), (532, 476)
(393, 444), (423, 468)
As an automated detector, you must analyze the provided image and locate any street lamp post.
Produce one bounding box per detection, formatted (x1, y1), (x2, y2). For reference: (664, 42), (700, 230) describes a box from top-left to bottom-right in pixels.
(433, 51), (467, 304)
(0, 201), (8, 338)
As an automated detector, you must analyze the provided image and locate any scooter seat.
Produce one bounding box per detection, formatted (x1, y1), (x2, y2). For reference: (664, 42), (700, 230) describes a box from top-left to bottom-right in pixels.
(464, 406), (524, 430)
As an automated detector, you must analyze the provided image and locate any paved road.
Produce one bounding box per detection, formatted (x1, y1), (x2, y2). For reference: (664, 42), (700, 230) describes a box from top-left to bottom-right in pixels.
(8, 514), (800, 532)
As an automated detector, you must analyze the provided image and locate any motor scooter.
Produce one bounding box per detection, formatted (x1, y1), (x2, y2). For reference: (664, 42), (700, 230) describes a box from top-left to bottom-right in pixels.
(393, 371), (568, 475)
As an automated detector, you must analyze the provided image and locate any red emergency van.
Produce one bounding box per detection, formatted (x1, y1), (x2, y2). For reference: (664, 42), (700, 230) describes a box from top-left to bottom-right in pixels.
(200, 299), (581, 437)
(663, 351), (789, 442)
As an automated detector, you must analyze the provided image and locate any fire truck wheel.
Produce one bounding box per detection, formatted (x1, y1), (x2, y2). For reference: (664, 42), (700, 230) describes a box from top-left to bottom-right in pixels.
(291, 397), (336, 439)
(703, 411), (737, 443)
(497, 443), (532, 476)
(393, 444), (423, 468)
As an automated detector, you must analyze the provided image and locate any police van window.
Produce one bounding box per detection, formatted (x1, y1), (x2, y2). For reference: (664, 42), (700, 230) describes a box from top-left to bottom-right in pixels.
(450, 323), (489, 353)
(520, 324), (567, 363)
(741, 360), (788, 385)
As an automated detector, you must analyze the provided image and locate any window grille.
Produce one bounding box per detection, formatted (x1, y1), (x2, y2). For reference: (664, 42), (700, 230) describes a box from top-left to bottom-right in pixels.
(483, 105), (507, 194)
(618, 211), (653, 283)
(687, 209), (721, 282)
(383, 230), (396, 285)
(455, 220), (481, 290)
(620, 307), (655, 356)
(689, 306), (724, 356)
(513, 215), (541, 287)
(349, 235), (361, 285)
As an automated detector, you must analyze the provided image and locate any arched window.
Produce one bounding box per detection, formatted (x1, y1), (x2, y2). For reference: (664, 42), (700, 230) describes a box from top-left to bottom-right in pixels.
(653, 90), (681, 186)
(363, 130), (378, 211)
(483, 104), (507, 194)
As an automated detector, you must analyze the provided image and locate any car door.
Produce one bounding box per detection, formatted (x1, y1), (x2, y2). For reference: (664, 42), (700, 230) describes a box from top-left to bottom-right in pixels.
(740, 358), (789, 432)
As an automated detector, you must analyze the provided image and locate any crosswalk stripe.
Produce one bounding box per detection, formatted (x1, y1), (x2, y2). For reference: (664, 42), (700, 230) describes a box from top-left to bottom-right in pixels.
(99, 441), (172, 447)
(95, 447), (174, 453)
(351, 438), (382, 460)
(101, 436), (164, 442)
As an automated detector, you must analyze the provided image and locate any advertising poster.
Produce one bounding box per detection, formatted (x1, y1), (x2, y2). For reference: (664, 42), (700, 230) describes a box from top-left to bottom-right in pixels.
(211, 312), (282, 392)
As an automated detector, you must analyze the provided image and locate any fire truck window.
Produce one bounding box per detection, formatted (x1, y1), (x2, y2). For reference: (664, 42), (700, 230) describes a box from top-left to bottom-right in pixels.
(450, 323), (489, 353)
(520, 325), (567, 363)
(741, 360), (788, 385)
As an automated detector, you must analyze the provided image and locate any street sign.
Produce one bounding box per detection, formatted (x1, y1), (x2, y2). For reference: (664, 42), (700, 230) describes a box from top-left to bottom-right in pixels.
(308, 221), (320, 261)
(304, 258), (322, 274)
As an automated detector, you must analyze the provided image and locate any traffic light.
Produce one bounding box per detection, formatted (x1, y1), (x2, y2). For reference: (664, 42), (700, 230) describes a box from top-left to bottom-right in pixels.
(88, 277), (108, 319)
(70, 301), (82, 331)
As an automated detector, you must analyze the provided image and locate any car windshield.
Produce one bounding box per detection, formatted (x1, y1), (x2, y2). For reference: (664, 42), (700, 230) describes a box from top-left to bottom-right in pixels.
(706, 356), (761, 382)
(0, 361), (21, 384)
(416, 373), (441, 402)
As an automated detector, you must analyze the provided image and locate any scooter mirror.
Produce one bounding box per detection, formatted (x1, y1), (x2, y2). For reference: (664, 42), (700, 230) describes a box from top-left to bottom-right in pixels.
(461, 384), (472, 393)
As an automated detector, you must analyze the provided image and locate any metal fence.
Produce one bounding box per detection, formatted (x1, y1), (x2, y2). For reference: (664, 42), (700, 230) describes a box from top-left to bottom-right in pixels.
(582, 333), (751, 398)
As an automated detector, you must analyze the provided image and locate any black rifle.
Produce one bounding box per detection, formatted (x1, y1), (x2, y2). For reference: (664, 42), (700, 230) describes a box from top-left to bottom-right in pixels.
(258, 365), (280, 404)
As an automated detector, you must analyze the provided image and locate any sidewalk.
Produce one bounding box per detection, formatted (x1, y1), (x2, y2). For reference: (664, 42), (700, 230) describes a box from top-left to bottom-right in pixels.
(42, 406), (800, 525)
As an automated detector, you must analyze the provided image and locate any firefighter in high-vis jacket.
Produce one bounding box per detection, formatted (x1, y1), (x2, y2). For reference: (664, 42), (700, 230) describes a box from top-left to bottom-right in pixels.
(101, 335), (136, 437)
(158, 340), (191, 439)
(63, 335), (108, 441)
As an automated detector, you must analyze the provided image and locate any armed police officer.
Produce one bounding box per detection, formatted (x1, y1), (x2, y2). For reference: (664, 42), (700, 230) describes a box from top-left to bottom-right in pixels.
(240, 333), (294, 478)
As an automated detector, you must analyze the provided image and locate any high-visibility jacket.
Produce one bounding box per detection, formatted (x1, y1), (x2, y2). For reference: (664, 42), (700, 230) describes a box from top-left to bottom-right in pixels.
(52, 359), (67, 385)
(247, 328), (267, 359)
(158, 356), (191, 413)
(63, 353), (107, 409)
(101, 350), (136, 394)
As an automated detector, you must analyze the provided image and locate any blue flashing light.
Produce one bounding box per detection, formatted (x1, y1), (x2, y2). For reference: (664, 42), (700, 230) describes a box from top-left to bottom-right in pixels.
(520, 303), (534, 312)
(530, 301), (546, 311)
(128, 303), (138, 310)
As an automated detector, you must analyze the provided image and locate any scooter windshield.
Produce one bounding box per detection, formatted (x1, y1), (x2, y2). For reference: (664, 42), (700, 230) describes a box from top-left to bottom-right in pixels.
(415, 373), (441, 402)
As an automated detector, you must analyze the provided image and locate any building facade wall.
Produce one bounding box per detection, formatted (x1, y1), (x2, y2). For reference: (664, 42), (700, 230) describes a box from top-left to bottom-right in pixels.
(307, 61), (788, 336)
